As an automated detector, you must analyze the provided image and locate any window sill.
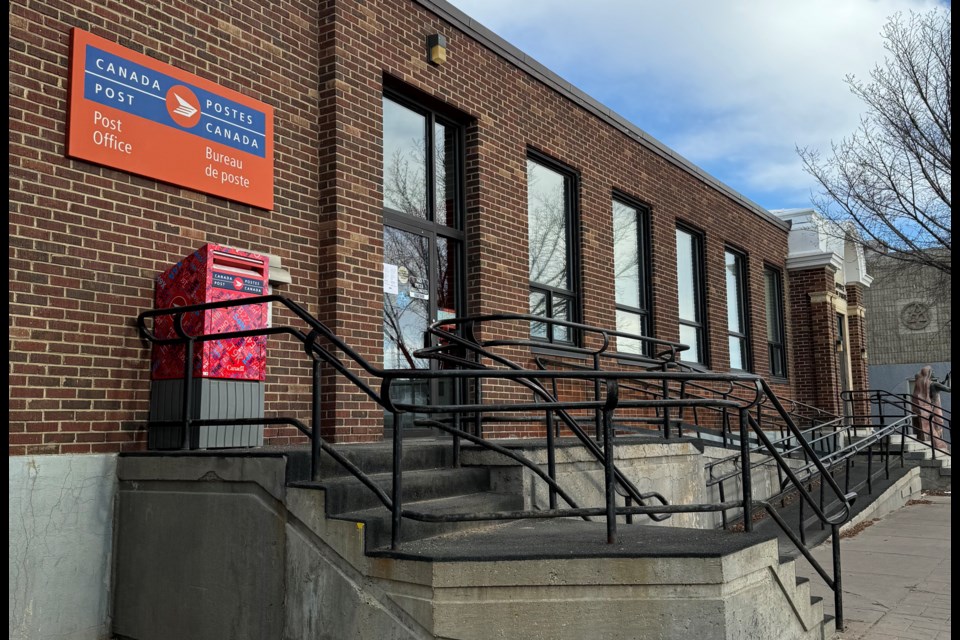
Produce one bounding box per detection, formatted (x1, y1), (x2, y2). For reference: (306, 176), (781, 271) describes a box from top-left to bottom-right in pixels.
(530, 343), (591, 361)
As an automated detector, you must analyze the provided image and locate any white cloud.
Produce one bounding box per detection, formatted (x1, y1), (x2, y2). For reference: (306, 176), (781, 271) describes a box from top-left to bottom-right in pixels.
(445, 0), (948, 207)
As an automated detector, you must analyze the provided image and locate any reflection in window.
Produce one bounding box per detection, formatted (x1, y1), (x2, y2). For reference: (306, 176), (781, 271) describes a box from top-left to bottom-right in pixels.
(765, 267), (787, 378)
(383, 99), (427, 218)
(613, 198), (650, 355)
(381, 93), (464, 422)
(528, 160), (569, 291)
(527, 155), (577, 343)
(383, 227), (430, 369)
(725, 249), (750, 371)
(676, 227), (705, 364)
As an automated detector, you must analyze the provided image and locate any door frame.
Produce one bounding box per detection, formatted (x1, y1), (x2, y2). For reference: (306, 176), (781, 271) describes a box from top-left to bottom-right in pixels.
(381, 91), (467, 438)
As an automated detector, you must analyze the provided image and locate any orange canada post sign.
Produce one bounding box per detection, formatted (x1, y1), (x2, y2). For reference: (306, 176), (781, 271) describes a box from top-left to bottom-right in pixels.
(67, 28), (274, 210)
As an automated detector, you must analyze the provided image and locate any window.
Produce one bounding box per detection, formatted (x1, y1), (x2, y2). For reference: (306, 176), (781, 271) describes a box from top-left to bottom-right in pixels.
(612, 196), (651, 355)
(527, 153), (578, 343)
(725, 249), (750, 371)
(676, 226), (706, 364)
(764, 266), (786, 378)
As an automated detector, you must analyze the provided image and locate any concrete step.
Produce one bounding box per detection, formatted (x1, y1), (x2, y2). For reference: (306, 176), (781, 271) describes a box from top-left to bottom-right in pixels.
(915, 455), (951, 468)
(292, 466), (492, 514)
(822, 614), (837, 639)
(356, 519), (833, 639)
(334, 490), (524, 550)
(885, 435), (939, 453)
(778, 558), (835, 638)
(313, 440), (456, 479)
(904, 450), (952, 466)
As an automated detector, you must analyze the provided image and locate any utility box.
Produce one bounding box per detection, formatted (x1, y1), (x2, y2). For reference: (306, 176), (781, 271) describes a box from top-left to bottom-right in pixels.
(149, 243), (269, 449)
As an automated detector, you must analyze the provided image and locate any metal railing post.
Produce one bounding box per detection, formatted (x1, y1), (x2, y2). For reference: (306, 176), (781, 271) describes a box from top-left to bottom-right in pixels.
(603, 402), (617, 544)
(472, 333), (483, 439)
(929, 412), (938, 460)
(739, 408), (753, 531)
(661, 379), (671, 438)
(798, 492), (806, 545)
(722, 407), (730, 448)
(819, 478), (826, 531)
(877, 392), (885, 430)
(546, 408), (557, 510)
(719, 479), (728, 529)
(452, 370), (463, 469)
(391, 410), (403, 550)
(832, 524), (844, 631)
(181, 337), (195, 450)
(311, 358), (322, 481)
(593, 352), (602, 440)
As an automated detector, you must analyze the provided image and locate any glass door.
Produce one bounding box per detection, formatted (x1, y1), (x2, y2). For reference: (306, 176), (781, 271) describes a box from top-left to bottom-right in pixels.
(383, 225), (431, 421)
(381, 93), (464, 437)
(382, 224), (462, 436)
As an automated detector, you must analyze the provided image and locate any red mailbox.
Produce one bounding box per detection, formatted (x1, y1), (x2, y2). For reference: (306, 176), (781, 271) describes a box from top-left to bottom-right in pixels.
(151, 243), (268, 381)
(148, 244), (269, 450)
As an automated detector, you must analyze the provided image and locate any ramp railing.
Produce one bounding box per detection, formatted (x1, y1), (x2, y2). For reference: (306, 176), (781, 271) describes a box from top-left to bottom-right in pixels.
(137, 294), (856, 629)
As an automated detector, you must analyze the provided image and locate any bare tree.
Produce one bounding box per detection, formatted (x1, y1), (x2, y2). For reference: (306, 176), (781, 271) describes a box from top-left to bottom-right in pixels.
(798, 9), (951, 276)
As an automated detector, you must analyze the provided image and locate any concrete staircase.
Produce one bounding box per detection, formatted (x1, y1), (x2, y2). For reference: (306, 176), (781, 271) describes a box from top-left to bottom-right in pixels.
(888, 434), (951, 491)
(838, 429), (950, 491)
(112, 442), (839, 640)
(288, 441), (525, 550)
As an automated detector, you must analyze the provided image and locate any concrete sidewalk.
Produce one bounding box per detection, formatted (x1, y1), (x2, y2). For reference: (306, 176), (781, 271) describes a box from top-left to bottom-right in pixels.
(795, 493), (951, 640)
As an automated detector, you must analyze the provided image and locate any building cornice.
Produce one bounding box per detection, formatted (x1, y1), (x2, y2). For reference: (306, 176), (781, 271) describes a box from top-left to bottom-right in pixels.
(785, 252), (844, 273)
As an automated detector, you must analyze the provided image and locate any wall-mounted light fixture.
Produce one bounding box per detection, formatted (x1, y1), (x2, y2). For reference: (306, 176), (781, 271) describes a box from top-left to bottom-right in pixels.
(427, 34), (447, 65)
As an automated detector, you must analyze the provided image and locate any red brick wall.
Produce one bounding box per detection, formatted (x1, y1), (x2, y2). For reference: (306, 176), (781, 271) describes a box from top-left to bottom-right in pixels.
(787, 267), (842, 415)
(845, 283), (871, 422)
(322, 0), (796, 438)
(9, 0), (327, 454)
(10, 0), (801, 454)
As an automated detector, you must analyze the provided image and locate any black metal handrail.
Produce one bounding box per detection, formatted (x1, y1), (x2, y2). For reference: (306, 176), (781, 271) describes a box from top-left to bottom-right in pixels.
(422, 314), (856, 628)
(431, 316), (856, 628)
(842, 389), (952, 458)
(137, 295), (856, 630)
(137, 295), (695, 545)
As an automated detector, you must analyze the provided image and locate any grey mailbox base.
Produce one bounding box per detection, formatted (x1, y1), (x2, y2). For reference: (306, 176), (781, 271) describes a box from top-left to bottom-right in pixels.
(148, 378), (265, 449)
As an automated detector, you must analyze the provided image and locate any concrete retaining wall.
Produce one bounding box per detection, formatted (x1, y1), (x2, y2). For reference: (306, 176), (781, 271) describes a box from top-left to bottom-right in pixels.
(112, 451), (829, 640)
(460, 439), (712, 528)
(9, 454), (118, 640)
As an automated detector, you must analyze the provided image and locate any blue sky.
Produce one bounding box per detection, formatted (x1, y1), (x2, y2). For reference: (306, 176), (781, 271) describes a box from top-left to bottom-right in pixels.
(446, 0), (947, 211)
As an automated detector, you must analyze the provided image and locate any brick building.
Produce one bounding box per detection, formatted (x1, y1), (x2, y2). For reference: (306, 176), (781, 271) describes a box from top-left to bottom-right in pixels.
(9, 1), (871, 638)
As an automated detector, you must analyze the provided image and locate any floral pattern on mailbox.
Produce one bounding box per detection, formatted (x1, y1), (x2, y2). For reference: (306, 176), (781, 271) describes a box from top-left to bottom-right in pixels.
(151, 243), (268, 381)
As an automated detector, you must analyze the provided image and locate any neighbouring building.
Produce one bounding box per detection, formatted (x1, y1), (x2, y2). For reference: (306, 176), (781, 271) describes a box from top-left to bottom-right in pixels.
(9, 1), (871, 638)
(865, 250), (951, 413)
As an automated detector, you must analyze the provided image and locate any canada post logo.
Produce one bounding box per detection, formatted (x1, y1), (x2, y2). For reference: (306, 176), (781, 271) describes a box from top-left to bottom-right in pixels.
(167, 86), (201, 128)
(81, 45), (267, 158)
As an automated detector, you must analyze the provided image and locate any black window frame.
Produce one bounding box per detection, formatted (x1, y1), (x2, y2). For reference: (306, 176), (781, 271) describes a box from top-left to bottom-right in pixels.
(526, 149), (581, 345)
(724, 246), (751, 372)
(381, 90), (466, 231)
(675, 224), (708, 365)
(380, 88), (469, 435)
(764, 265), (787, 380)
(611, 191), (653, 356)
